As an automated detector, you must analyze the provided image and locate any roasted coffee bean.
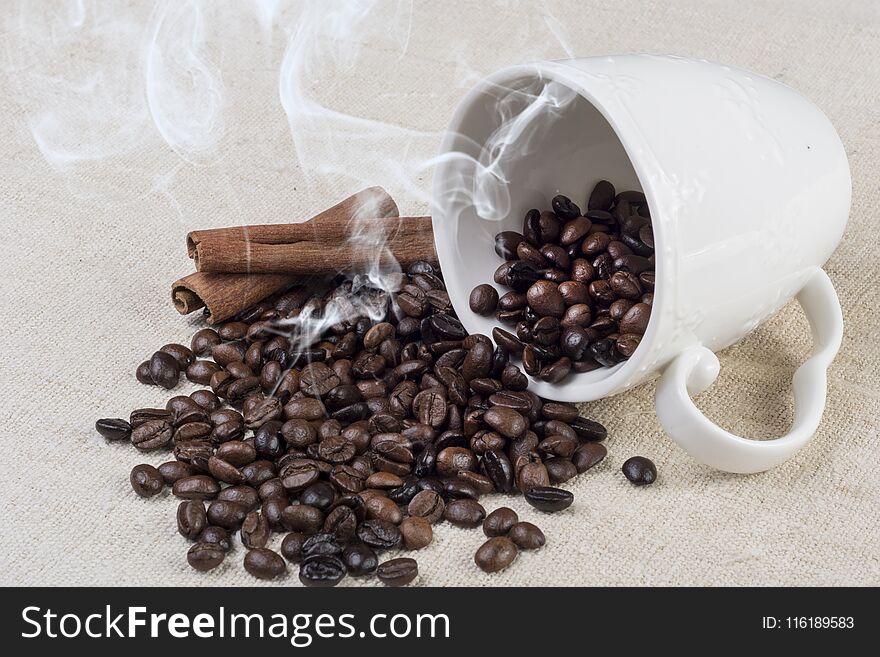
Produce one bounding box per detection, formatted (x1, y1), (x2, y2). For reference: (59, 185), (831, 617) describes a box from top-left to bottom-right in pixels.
(356, 519), (402, 550)
(572, 443), (607, 473)
(187, 542), (225, 572)
(377, 557), (418, 587)
(185, 360), (221, 386)
(190, 389), (220, 412)
(149, 351), (180, 389)
(622, 456), (657, 485)
(96, 418), (131, 441)
(588, 180), (615, 211)
(469, 283), (498, 316)
(207, 500), (249, 529)
(523, 486), (574, 512)
(545, 457), (578, 484)
(364, 495), (403, 525)
(474, 536), (518, 573)
(199, 525), (231, 551)
(435, 447), (477, 477)
(407, 490), (445, 524)
(299, 554), (345, 587)
(526, 280), (565, 318)
(482, 449), (514, 493)
(280, 532), (307, 563)
(444, 498), (485, 528)
(560, 217), (591, 245)
(399, 516), (433, 550)
(301, 532), (344, 558)
(516, 461), (550, 492)
(191, 328), (221, 356)
(300, 481), (337, 511)
(539, 434), (578, 459)
(130, 464), (163, 498)
(483, 507), (518, 537)
(244, 548), (287, 580)
(217, 484), (260, 510)
(158, 460), (195, 485)
(177, 500), (207, 540)
(619, 302), (651, 335)
(538, 356), (572, 383)
(160, 343), (195, 369)
(130, 419), (173, 451)
(483, 406), (526, 439)
(492, 327), (524, 354)
(240, 511), (270, 548)
(341, 541), (378, 576)
(509, 522), (546, 549)
(494, 231), (524, 260)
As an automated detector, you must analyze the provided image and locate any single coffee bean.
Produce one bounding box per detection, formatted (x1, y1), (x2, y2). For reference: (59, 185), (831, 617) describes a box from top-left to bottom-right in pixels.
(526, 280), (565, 318)
(149, 351), (180, 389)
(571, 416), (607, 441)
(444, 498), (486, 528)
(508, 522), (546, 549)
(177, 500), (207, 540)
(131, 419), (173, 451)
(282, 504), (326, 534)
(400, 516), (433, 550)
(95, 418), (131, 441)
(187, 542), (225, 572)
(356, 519), (402, 550)
(299, 554), (346, 587)
(280, 532), (307, 563)
(377, 557), (418, 587)
(619, 302), (651, 335)
(206, 500), (249, 529)
(551, 194), (581, 220)
(160, 343), (195, 369)
(523, 486), (574, 512)
(158, 461), (195, 485)
(545, 457), (578, 484)
(130, 464), (163, 498)
(588, 180), (615, 211)
(135, 360), (153, 384)
(240, 511), (270, 548)
(474, 536), (518, 573)
(199, 525), (231, 551)
(483, 507), (518, 537)
(407, 490), (445, 524)
(190, 328), (221, 356)
(483, 406), (527, 439)
(469, 283), (498, 317)
(338, 541), (377, 577)
(495, 231), (525, 259)
(244, 547), (287, 580)
(435, 446), (477, 477)
(622, 456), (657, 485)
(572, 442), (607, 473)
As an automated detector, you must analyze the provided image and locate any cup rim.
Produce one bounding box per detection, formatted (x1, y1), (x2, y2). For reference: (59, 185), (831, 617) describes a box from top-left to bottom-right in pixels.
(432, 59), (664, 402)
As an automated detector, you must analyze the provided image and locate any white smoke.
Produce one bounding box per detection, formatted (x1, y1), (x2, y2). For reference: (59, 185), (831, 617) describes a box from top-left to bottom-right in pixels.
(3, 0), (580, 355)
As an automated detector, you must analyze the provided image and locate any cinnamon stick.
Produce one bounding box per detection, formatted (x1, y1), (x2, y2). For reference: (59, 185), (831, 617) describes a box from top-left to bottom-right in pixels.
(173, 187), (402, 322)
(186, 186), (399, 258)
(193, 216), (436, 275)
(171, 272), (297, 324)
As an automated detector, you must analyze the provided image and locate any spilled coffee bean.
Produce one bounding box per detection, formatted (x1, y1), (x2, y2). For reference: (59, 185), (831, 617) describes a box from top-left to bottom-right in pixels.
(98, 259), (622, 585)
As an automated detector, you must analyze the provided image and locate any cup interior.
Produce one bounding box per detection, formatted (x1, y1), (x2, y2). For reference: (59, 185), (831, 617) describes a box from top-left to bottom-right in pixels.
(432, 67), (656, 401)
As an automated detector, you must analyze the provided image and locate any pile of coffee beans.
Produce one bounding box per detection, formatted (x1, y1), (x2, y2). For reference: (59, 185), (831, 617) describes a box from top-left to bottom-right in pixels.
(470, 180), (655, 383)
(97, 257), (656, 586)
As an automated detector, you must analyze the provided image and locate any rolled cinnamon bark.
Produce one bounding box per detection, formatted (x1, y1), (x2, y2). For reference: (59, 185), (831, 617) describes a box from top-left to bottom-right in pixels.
(173, 186), (402, 322)
(192, 216), (436, 274)
(186, 186), (399, 258)
(171, 272), (297, 324)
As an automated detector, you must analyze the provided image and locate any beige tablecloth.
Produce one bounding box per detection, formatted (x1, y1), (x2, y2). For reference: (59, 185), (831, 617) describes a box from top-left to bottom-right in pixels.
(1, 0), (877, 586)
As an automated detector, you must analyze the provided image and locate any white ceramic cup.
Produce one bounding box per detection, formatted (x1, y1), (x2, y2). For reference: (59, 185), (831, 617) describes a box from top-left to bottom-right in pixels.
(431, 55), (848, 474)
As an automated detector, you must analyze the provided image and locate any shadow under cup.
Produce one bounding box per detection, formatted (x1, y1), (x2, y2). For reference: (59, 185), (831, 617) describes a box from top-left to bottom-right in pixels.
(432, 68), (660, 402)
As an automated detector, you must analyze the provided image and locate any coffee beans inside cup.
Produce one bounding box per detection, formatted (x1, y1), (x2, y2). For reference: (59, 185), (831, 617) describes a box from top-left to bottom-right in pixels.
(471, 181), (656, 384)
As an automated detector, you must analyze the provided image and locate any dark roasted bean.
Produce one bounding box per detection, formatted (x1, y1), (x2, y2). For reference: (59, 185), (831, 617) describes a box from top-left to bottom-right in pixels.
(523, 486), (574, 512)
(622, 456), (657, 485)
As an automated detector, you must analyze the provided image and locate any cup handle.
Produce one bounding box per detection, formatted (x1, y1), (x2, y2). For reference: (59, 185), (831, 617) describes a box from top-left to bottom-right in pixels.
(655, 269), (843, 473)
